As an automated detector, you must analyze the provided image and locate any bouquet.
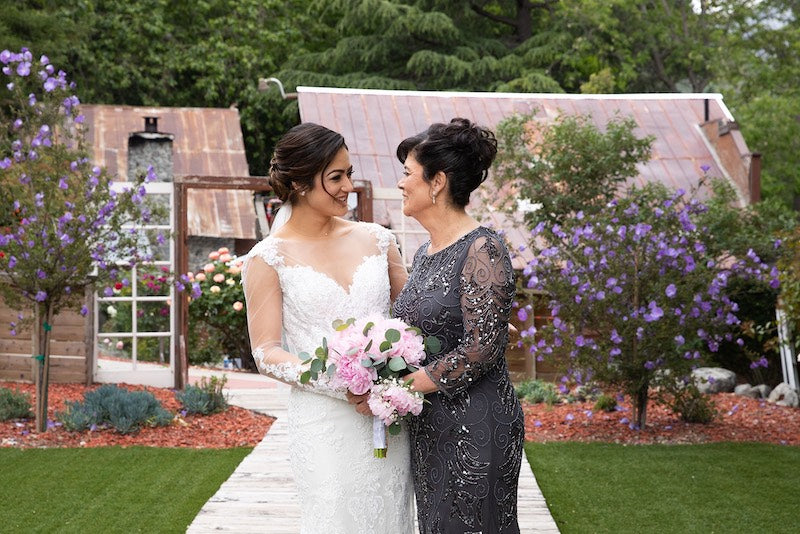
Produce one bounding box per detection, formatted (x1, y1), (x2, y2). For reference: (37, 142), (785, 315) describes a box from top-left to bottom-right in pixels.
(299, 315), (441, 458)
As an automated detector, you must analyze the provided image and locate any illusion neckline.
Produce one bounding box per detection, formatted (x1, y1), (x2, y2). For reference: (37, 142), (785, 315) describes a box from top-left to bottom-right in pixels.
(424, 226), (483, 258)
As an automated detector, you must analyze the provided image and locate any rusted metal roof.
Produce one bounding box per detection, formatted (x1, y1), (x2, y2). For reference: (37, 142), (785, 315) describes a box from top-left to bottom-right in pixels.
(297, 87), (755, 268)
(81, 104), (256, 239)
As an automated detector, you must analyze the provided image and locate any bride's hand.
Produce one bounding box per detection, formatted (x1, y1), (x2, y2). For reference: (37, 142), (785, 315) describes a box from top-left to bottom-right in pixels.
(346, 391), (372, 416)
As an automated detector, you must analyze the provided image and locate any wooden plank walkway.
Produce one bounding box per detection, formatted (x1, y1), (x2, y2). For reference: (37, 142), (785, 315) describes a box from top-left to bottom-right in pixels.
(187, 384), (560, 533)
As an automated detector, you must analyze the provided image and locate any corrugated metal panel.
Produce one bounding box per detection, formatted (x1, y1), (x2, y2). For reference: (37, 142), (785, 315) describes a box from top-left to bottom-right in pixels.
(81, 104), (256, 239)
(297, 88), (752, 268)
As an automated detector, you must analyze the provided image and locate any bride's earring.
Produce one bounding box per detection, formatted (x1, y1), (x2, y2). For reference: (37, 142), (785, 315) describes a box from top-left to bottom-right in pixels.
(300, 190), (306, 196)
(431, 192), (436, 205)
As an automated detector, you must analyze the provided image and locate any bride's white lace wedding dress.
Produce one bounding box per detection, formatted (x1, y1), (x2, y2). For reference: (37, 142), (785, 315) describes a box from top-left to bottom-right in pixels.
(242, 221), (414, 534)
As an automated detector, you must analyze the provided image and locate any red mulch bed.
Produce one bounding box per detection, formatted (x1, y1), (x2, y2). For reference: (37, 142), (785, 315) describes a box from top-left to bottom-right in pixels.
(2, 382), (798, 449)
(0, 382), (273, 449)
(524, 392), (800, 446)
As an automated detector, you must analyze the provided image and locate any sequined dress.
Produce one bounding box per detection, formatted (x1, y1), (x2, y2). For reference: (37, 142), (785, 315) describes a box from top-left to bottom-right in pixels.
(393, 226), (524, 534)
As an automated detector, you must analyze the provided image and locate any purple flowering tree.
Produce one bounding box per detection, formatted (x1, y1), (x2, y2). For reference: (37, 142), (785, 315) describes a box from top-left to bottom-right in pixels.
(523, 183), (780, 428)
(0, 48), (175, 432)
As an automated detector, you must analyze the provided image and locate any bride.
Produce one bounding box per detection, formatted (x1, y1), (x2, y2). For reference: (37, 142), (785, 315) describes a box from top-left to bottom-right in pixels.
(241, 123), (414, 533)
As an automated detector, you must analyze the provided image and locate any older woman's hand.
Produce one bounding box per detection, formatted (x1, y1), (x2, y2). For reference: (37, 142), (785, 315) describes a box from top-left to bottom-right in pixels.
(346, 391), (372, 416)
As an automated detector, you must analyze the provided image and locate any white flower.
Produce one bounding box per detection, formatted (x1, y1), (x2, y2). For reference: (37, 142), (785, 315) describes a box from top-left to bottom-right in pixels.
(516, 198), (543, 214)
(106, 305), (117, 317)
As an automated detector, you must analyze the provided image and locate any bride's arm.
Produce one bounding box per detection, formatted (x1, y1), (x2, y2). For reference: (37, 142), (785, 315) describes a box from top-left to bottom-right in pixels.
(387, 239), (408, 303)
(242, 256), (343, 398)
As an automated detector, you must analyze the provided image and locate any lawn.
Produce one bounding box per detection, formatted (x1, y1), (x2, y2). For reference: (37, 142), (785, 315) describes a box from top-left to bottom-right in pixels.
(0, 446), (251, 533)
(526, 442), (800, 533)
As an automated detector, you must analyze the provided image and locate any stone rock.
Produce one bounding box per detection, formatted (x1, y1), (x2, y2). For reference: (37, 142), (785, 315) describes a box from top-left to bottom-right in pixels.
(767, 382), (799, 408)
(753, 384), (772, 399)
(692, 367), (737, 394)
(734, 383), (759, 399)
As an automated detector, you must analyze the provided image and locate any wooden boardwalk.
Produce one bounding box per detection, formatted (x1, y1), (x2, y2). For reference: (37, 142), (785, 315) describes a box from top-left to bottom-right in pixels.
(187, 383), (560, 533)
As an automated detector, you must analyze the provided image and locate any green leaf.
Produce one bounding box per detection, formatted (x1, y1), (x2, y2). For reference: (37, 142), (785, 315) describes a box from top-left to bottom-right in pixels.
(361, 358), (373, 368)
(388, 357), (407, 372)
(299, 371), (311, 384)
(362, 321), (375, 336)
(425, 336), (442, 354)
(385, 328), (401, 343)
(327, 363), (337, 377)
(406, 326), (422, 335)
(310, 359), (324, 374)
(298, 351), (312, 362)
(364, 339), (373, 352)
(388, 422), (402, 435)
(379, 341), (392, 352)
(332, 319), (346, 330)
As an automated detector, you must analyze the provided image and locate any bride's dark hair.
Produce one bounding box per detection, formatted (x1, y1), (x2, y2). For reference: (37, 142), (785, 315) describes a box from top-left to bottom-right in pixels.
(269, 123), (348, 203)
(396, 117), (497, 207)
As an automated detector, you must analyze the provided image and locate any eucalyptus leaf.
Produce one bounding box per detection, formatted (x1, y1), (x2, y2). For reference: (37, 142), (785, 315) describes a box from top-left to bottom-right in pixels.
(310, 359), (324, 374)
(300, 370), (311, 384)
(361, 358), (373, 368)
(362, 321), (375, 336)
(385, 328), (401, 343)
(327, 363), (337, 377)
(425, 336), (442, 354)
(379, 341), (392, 352)
(406, 326), (421, 335)
(298, 351), (312, 363)
(388, 357), (407, 372)
(364, 339), (373, 352)
(388, 422), (402, 435)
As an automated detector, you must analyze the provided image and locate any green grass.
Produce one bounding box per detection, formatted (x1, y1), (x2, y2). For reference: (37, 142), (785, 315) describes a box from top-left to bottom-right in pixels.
(526, 442), (800, 534)
(0, 447), (251, 533)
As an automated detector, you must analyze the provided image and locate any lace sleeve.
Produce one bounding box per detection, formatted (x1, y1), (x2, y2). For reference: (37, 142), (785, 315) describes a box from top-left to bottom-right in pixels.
(424, 234), (516, 397)
(242, 250), (345, 399)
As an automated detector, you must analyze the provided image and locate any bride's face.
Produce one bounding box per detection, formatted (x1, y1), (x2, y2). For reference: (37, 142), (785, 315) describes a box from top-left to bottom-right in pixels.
(308, 147), (354, 216)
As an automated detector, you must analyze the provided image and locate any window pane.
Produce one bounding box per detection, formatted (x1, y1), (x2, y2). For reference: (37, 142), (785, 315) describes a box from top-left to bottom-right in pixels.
(98, 302), (132, 333)
(137, 265), (172, 297)
(137, 301), (171, 333)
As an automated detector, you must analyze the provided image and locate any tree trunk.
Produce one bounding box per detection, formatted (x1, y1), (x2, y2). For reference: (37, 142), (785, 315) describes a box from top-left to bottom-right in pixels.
(33, 303), (55, 433)
(632, 379), (649, 429)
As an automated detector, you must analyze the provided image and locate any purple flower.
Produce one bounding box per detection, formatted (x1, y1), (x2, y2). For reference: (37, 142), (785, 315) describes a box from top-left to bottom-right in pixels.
(35, 291), (47, 302)
(665, 284), (676, 298)
(644, 360), (656, 370)
(565, 413), (574, 422)
(533, 420), (542, 427)
(517, 308), (528, 322)
(80, 306), (89, 317)
(16, 61), (31, 76)
(700, 164), (711, 173)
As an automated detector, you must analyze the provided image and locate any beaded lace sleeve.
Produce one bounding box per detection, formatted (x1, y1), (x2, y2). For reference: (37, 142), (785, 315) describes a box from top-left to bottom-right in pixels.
(242, 240), (344, 399)
(424, 234), (515, 397)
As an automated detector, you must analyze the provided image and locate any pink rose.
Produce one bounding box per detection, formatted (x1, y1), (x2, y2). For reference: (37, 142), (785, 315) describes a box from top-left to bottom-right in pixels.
(203, 263), (215, 273)
(213, 273), (225, 283)
(219, 253), (232, 262)
(232, 301), (244, 311)
(218, 247), (230, 254)
(208, 251), (220, 260)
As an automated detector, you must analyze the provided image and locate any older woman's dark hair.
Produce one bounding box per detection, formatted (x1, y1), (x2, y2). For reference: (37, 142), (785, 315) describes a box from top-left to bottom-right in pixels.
(269, 123), (348, 203)
(396, 118), (497, 207)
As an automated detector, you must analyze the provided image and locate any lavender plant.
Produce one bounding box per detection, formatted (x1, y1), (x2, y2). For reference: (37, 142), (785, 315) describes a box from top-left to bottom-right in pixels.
(0, 48), (180, 432)
(522, 183), (780, 428)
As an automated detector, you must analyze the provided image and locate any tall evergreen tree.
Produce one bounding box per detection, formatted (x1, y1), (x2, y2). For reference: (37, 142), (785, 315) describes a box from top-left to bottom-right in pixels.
(276, 0), (567, 92)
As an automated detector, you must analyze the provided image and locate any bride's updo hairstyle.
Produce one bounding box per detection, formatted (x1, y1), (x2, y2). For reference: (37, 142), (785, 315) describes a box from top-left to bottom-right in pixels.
(396, 117), (497, 207)
(269, 122), (348, 203)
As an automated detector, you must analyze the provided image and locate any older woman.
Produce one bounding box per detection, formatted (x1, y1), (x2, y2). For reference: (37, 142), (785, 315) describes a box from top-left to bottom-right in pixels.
(393, 118), (525, 534)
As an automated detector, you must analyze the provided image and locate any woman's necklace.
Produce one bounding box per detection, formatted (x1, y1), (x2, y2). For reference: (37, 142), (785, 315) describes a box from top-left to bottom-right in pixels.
(288, 217), (336, 239)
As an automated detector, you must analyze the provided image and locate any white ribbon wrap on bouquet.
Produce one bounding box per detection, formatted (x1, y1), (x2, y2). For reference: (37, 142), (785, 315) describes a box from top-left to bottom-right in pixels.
(372, 416), (387, 458)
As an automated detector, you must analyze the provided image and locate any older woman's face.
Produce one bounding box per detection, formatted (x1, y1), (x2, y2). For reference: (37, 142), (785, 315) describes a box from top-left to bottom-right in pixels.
(398, 153), (431, 218)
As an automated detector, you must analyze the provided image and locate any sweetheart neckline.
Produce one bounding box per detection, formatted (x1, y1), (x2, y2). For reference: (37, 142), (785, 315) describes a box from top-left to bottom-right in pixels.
(279, 253), (383, 297)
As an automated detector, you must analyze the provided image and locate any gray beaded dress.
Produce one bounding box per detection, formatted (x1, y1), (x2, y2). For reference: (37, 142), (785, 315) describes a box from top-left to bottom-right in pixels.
(393, 226), (524, 534)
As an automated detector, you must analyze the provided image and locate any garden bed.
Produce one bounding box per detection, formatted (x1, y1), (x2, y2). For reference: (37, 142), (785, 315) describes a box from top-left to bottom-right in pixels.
(1, 382), (798, 448)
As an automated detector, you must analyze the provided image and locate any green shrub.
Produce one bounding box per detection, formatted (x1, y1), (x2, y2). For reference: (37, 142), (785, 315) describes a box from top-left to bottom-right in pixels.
(0, 388), (33, 421)
(56, 384), (172, 434)
(657, 381), (718, 424)
(177, 376), (228, 415)
(594, 394), (618, 412)
(515, 379), (560, 405)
